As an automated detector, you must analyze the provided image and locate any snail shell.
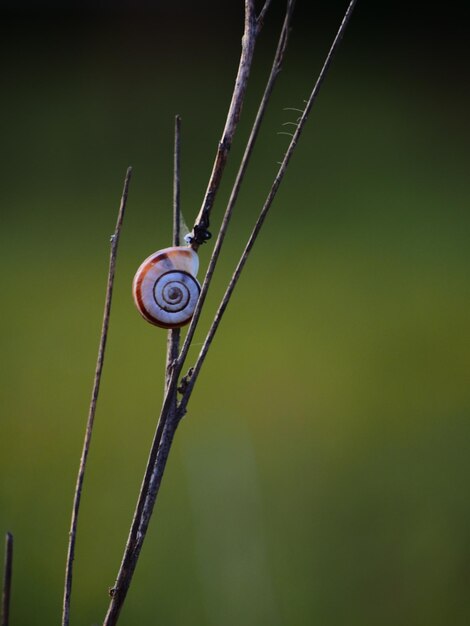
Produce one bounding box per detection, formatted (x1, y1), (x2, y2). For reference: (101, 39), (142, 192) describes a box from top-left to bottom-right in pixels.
(132, 246), (201, 329)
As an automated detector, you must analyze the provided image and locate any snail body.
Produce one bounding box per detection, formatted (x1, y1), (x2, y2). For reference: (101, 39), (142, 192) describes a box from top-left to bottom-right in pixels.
(132, 246), (201, 329)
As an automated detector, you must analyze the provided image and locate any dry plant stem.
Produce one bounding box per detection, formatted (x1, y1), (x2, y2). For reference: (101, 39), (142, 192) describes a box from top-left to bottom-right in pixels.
(189, 0), (258, 247)
(1, 533), (13, 626)
(164, 113), (182, 512)
(164, 113), (181, 480)
(140, 126), (187, 527)
(178, 0), (358, 412)
(166, 114), (182, 389)
(172, 115), (182, 250)
(61, 167), (132, 626)
(257, 0), (273, 28)
(177, 0), (295, 385)
(104, 121), (183, 626)
(103, 4), (265, 621)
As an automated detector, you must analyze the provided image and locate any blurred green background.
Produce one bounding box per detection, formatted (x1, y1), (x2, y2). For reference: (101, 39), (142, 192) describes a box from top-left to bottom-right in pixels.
(1, 2), (469, 625)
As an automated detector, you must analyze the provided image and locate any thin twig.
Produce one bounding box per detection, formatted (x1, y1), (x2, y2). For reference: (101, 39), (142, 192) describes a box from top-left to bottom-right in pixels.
(178, 0), (358, 414)
(172, 115), (182, 250)
(1, 533), (13, 626)
(164, 111), (182, 513)
(257, 0), (273, 28)
(61, 167), (132, 626)
(166, 114), (182, 389)
(164, 112), (182, 480)
(175, 0), (296, 389)
(187, 0), (258, 248)
(102, 3), (264, 622)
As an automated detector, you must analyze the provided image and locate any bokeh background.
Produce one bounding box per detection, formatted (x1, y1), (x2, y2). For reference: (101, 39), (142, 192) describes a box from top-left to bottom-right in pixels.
(1, 2), (469, 625)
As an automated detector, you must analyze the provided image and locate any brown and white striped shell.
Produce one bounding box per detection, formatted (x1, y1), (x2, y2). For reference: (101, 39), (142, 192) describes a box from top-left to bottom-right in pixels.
(132, 246), (201, 329)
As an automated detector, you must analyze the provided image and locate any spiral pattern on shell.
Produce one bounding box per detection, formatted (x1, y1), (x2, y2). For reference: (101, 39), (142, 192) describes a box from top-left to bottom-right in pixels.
(132, 246), (201, 328)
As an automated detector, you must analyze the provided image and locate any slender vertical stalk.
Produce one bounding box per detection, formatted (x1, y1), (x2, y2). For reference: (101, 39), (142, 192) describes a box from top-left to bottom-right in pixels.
(166, 114), (182, 389)
(1, 533), (13, 626)
(103, 118), (186, 626)
(127, 122), (185, 596)
(172, 115), (182, 248)
(61, 167), (132, 626)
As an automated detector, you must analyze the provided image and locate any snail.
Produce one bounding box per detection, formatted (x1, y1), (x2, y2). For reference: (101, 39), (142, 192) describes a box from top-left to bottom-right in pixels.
(132, 246), (201, 329)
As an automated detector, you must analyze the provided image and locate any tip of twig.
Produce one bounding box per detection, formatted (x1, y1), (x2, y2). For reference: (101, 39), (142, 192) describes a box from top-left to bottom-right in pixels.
(3, 532), (13, 626)
(122, 167), (133, 198)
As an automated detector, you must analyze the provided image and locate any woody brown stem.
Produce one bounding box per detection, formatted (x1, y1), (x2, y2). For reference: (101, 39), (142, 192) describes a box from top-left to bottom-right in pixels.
(187, 0), (258, 248)
(62, 168), (132, 626)
(167, 114), (182, 389)
(1, 533), (13, 626)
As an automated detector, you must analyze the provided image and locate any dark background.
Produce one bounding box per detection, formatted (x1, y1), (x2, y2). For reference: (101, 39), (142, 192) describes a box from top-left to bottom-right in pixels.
(1, 2), (469, 625)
